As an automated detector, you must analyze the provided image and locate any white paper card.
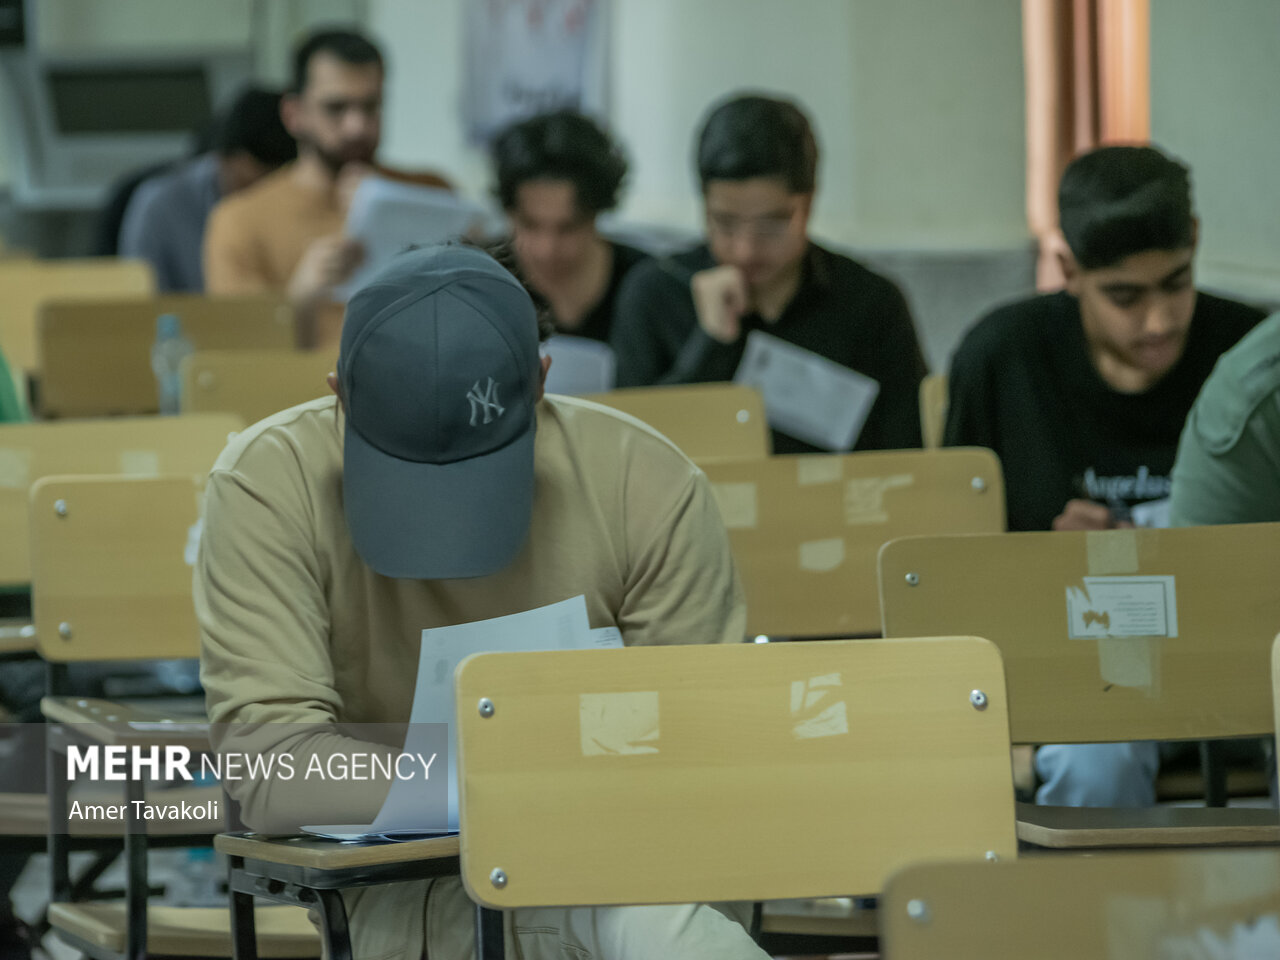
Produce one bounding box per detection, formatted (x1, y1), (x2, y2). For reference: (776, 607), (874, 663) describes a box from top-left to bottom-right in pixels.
(1130, 497), (1171, 528)
(339, 176), (484, 298)
(542, 335), (617, 395)
(304, 597), (619, 840)
(733, 331), (879, 451)
(1066, 575), (1179, 639)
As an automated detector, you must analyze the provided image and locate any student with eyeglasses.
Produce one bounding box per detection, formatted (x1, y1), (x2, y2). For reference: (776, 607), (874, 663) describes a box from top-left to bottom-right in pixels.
(610, 93), (927, 453)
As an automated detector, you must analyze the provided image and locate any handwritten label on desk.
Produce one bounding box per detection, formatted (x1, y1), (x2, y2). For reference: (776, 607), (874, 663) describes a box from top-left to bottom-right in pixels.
(1066, 576), (1178, 639)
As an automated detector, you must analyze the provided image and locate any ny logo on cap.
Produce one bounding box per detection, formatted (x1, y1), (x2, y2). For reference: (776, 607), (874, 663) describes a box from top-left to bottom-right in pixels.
(467, 377), (505, 426)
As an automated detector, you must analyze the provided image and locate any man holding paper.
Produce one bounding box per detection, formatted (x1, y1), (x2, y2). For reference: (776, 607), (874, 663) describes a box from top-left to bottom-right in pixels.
(203, 28), (451, 350)
(610, 93), (927, 453)
(196, 245), (762, 959)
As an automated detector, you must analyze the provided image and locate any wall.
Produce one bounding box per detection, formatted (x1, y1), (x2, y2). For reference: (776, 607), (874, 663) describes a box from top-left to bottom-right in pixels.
(371, 0), (1028, 249)
(368, 0), (1033, 368)
(1150, 0), (1280, 305)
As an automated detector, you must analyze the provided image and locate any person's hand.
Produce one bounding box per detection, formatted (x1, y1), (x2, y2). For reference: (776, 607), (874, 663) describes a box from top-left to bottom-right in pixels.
(287, 234), (364, 307)
(1051, 499), (1135, 531)
(691, 265), (749, 344)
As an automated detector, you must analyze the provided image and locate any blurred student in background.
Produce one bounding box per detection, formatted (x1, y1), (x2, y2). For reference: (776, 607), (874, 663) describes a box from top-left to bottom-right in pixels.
(491, 110), (648, 342)
(204, 27), (449, 348)
(119, 86), (295, 292)
(611, 93), (926, 453)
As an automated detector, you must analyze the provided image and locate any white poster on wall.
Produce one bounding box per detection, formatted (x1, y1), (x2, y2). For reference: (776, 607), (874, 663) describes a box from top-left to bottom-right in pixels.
(462, 0), (609, 145)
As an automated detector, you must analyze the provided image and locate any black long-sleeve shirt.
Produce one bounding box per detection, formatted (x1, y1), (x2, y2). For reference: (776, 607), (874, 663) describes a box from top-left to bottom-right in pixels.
(944, 290), (1264, 531)
(610, 242), (928, 453)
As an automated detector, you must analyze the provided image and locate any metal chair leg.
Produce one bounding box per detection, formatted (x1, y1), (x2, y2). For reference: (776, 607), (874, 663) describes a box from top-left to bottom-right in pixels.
(475, 904), (504, 960)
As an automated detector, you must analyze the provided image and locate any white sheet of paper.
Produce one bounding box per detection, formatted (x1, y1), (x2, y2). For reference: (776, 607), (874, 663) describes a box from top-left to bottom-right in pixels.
(733, 331), (879, 451)
(1065, 575), (1179, 639)
(339, 176), (485, 298)
(303, 596), (620, 840)
(542, 335), (617, 395)
(1129, 497), (1171, 528)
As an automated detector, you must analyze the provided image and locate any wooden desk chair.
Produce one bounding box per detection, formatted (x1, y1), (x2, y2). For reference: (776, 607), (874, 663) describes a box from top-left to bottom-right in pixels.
(30, 474), (319, 959)
(0, 258), (154, 377)
(582, 383), (770, 463)
(0, 413), (242, 590)
(879, 524), (1280, 849)
(882, 849), (1280, 958)
(919, 373), (947, 449)
(702, 447), (1004, 637)
(220, 637), (1016, 960)
(37, 295), (295, 417)
(181, 350), (335, 426)
(455, 638), (1018, 958)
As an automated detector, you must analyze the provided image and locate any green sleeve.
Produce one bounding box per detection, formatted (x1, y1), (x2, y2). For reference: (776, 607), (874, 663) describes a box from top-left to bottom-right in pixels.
(0, 348), (27, 423)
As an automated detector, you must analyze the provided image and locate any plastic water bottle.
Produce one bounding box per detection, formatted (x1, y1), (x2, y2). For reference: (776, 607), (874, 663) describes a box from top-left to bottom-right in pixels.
(150, 313), (194, 415)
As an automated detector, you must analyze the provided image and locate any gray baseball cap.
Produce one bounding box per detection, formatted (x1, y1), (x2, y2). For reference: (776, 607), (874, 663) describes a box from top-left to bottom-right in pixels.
(337, 245), (541, 579)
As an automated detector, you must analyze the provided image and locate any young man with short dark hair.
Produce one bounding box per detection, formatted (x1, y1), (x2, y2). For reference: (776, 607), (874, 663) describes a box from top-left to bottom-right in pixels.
(491, 110), (648, 342)
(945, 144), (1265, 806)
(611, 93), (926, 453)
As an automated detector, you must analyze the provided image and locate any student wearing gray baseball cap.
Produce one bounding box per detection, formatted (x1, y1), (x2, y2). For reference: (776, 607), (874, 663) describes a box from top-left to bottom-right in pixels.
(195, 244), (762, 959)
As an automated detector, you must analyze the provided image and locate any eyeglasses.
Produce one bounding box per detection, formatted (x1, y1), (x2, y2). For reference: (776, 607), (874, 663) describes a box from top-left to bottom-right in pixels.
(706, 209), (798, 242)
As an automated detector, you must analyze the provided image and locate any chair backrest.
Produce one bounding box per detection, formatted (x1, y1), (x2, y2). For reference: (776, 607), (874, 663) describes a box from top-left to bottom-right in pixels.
(583, 383), (769, 463)
(883, 850), (1280, 959)
(30, 474), (203, 662)
(181, 350), (334, 426)
(919, 373), (947, 449)
(0, 258), (155, 375)
(702, 447), (1004, 637)
(0, 413), (241, 586)
(37, 295), (295, 417)
(456, 636), (1017, 909)
(879, 524), (1280, 744)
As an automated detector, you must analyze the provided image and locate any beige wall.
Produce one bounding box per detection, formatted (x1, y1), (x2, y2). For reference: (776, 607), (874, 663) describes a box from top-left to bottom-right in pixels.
(369, 0), (1029, 252)
(1151, 0), (1280, 303)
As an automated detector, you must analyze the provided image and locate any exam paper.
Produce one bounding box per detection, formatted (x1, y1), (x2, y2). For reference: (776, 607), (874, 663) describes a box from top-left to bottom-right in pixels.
(339, 176), (485, 298)
(542, 335), (617, 395)
(303, 596), (620, 839)
(733, 331), (880, 451)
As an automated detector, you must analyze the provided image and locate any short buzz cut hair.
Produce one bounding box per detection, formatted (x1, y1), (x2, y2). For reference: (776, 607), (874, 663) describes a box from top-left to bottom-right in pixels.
(1058, 145), (1195, 270)
(491, 110), (628, 216)
(292, 27), (384, 94)
(695, 93), (818, 194)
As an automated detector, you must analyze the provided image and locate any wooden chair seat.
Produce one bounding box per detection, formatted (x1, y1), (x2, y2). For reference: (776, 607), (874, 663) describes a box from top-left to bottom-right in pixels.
(1014, 801), (1280, 848)
(759, 899), (877, 938)
(48, 902), (319, 958)
(216, 833), (460, 875)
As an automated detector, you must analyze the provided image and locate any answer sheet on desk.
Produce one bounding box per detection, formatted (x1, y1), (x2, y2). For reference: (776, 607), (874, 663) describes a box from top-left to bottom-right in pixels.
(305, 596), (620, 839)
(734, 330), (880, 451)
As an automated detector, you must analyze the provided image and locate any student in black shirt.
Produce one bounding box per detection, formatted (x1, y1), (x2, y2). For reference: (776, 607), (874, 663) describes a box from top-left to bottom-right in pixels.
(946, 145), (1264, 807)
(491, 110), (648, 343)
(611, 94), (926, 453)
